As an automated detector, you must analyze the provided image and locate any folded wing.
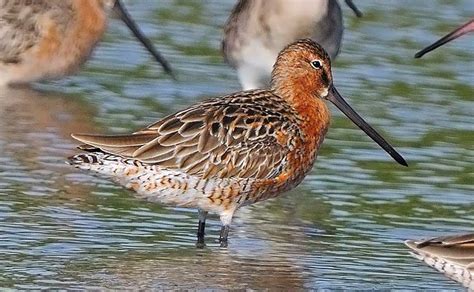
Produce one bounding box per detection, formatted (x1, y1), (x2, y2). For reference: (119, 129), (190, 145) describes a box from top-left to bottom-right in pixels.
(72, 90), (302, 180)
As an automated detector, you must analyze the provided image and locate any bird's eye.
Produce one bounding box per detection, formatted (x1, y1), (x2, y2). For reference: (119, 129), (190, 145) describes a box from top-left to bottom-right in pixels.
(311, 60), (322, 69)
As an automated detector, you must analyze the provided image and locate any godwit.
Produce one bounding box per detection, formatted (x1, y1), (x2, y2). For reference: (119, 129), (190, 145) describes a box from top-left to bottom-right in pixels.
(0, 0), (173, 87)
(222, 0), (362, 90)
(405, 234), (474, 289)
(68, 39), (406, 247)
(415, 18), (474, 58)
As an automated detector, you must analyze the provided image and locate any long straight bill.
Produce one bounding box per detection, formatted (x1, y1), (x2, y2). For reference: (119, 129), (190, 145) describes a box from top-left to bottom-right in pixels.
(415, 19), (474, 58)
(114, 0), (175, 78)
(326, 86), (408, 166)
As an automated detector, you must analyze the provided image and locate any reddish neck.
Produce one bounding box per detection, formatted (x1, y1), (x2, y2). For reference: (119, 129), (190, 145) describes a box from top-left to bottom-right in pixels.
(272, 77), (331, 143)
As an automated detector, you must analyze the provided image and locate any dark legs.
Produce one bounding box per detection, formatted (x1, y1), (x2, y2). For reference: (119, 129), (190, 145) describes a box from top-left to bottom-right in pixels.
(196, 209), (208, 248)
(219, 225), (230, 248)
(195, 209), (234, 248)
(197, 220), (206, 241)
(218, 210), (234, 248)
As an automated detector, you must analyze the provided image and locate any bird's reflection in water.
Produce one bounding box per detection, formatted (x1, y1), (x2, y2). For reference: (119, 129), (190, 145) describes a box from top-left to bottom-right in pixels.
(56, 192), (334, 290)
(73, 245), (308, 290)
(0, 87), (100, 202)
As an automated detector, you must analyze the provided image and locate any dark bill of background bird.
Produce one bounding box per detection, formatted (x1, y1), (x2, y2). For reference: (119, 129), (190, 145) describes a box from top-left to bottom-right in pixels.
(113, 0), (175, 78)
(415, 19), (474, 58)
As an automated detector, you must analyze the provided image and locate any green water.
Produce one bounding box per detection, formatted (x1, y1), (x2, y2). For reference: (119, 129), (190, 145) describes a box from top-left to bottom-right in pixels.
(0, 0), (472, 289)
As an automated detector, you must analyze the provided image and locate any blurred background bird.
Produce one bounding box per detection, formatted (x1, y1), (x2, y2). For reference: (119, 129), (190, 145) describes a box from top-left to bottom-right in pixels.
(222, 0), (362, 90)
(405, 234), (474, 289)
(0, 0), (174, 87)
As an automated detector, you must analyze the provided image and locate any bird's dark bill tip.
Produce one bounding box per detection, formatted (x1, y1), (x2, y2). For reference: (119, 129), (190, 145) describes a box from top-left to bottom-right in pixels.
(414, 51), (424, 59)
(395, 154), (408, 167)
(388, 147), (409, 167)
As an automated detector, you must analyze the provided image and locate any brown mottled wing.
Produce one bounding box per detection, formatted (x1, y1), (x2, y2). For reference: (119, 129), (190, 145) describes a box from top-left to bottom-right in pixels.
(0, 0), (72, 63)
(72, 90), (302, 180)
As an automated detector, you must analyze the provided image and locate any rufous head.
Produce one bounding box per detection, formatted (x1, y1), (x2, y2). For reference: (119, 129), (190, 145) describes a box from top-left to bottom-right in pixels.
(271, 39), (407, 166)
(271, 39), (333, 99)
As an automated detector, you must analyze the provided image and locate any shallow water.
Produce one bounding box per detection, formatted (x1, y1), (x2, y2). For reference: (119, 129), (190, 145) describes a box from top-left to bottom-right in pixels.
(0, 0), (473, 289)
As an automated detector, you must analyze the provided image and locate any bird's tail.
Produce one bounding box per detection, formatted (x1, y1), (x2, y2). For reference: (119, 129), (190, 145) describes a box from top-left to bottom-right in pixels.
(66, 152), (206, 207)
(67, 153), (103, 166)
(67, 152), (137, 178)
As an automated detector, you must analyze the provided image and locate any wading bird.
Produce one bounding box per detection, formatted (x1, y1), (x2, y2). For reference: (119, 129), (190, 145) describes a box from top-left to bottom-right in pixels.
(405, 234), (474, 289)
(0, 0), (173, 87)
(223, 0), (362, 90)
(68, 39), (406, 247)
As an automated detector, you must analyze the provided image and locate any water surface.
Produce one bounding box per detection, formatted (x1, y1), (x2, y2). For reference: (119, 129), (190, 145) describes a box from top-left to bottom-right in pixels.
(0, 0), (473, 289)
